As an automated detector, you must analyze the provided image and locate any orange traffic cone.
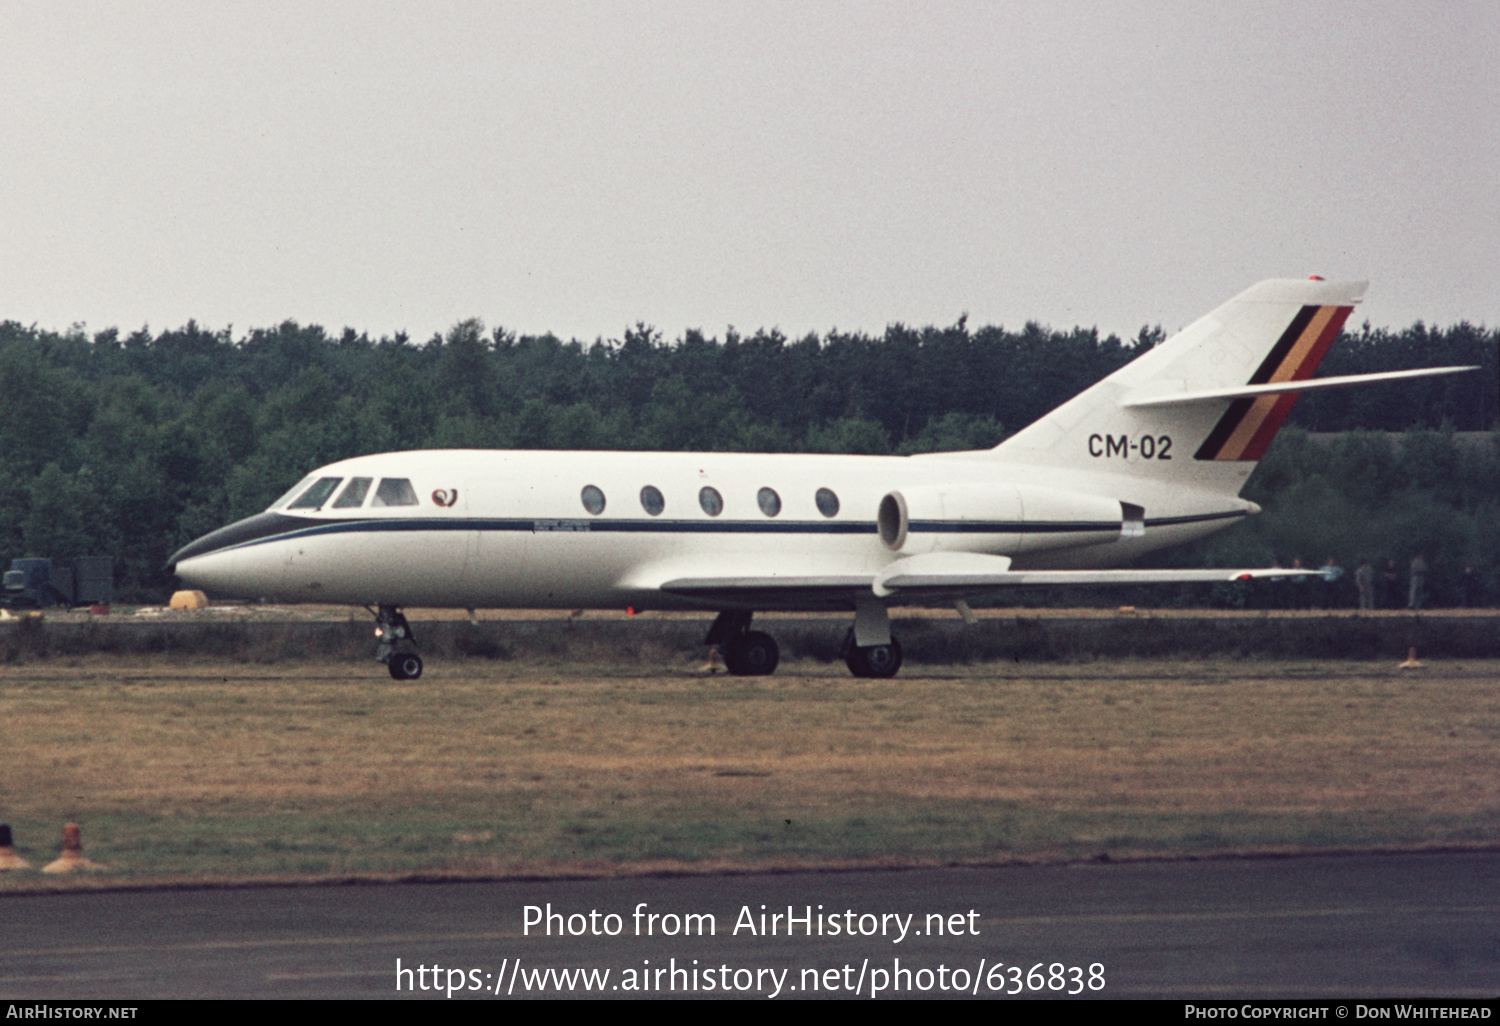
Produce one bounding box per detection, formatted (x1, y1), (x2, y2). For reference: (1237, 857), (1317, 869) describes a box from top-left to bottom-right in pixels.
(0, 824), (29, 871)
(1398, 647), (1423, 669)
(41, 822), (106, 874)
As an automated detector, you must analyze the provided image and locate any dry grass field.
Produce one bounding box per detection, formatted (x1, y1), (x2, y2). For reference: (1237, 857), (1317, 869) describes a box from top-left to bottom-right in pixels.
(1, 654), (1496, 888)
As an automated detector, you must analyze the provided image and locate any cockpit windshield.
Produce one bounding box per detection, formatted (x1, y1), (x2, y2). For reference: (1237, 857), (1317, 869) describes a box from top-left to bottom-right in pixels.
(286, 477), (343, 510)
(269, 475), (316, 511)
(332, 477), (373, 508)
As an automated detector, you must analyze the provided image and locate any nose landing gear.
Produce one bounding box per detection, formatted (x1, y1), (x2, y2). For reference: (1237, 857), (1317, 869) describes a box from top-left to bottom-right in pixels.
(372, 605), (423, 680)
(387, 651), (424, 680)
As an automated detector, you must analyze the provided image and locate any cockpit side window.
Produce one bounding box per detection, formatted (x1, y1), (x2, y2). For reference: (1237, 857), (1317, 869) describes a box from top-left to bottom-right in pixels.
(332, 477), (373, 508)
(286, 477), (343, 510)
(371, 478), (420, 507)
(270, 475), (316, 510)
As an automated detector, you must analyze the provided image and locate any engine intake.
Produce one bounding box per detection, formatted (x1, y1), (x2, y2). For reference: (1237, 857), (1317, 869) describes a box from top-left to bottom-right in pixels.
(877, 483), (1132, 555)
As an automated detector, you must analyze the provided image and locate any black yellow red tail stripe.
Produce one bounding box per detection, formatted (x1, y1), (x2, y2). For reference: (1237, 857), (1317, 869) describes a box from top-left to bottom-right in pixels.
(1193, 303), (1354, 461)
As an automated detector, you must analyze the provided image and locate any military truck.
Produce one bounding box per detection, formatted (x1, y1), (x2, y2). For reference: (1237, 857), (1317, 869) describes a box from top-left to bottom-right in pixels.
(1, 557), (113, 609)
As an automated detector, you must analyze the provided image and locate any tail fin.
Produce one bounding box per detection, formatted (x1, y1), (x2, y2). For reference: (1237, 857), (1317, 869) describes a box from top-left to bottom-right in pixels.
(1186, 298), (1358, 461)
(993, 278), (1365, 491)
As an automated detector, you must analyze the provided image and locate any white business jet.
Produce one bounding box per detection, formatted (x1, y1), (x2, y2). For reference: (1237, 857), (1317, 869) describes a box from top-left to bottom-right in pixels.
(169, 279), (1473, 680)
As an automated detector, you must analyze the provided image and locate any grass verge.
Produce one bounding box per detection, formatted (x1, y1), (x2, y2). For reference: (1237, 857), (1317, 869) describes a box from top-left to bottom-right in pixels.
(1, 656), (1496, 887)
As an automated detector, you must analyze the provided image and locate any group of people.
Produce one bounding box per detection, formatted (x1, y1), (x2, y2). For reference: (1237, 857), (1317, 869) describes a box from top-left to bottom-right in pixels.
(1269, 554), (1485, 610)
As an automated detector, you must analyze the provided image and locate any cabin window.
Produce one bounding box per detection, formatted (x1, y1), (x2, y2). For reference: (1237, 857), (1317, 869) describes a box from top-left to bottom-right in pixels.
(815, 487), (840, 517)
(372, 478), (420, 507)
(757, 487), (781, 517)
(640, 485), (665, 516)
(287, 477), (343, 510)
(580, 485), (606, 515)
(698, 486), (723, 517)
(271, 475), (316, 510)
(332, 477), (372, 508)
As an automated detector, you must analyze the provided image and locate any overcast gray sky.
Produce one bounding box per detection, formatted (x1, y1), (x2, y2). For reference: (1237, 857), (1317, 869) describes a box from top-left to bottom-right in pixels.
(3, 1), (1496, 344)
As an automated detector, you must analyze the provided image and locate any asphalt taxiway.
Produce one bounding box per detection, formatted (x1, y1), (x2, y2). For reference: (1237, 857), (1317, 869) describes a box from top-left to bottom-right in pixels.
(2, 852), (1497, 999)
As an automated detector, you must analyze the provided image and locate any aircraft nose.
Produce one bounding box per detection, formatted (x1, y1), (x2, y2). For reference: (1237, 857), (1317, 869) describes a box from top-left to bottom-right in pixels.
(168, 511), (307, 569)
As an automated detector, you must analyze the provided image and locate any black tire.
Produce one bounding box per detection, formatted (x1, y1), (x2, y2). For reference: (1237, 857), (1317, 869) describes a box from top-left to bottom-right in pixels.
(845, 637), (902, 678)
(725, 631), (779, 676)
(388, 653), (423, 680)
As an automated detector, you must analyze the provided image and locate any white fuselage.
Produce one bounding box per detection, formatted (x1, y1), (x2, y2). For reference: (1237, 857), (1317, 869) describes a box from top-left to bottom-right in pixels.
(172, 447), (1250, 611)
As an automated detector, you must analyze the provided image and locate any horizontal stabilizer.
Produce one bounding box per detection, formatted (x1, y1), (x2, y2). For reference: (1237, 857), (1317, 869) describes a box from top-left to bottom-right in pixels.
(1120, 366), (1479, 408)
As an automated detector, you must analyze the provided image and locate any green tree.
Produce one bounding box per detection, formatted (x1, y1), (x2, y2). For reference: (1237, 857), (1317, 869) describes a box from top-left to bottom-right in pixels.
(804, 417), (890, 455)
(23, 464), (99, 558)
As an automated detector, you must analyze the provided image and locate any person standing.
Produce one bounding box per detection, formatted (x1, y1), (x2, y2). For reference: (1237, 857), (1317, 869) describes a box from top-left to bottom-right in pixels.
(1355, 559), (1375, 612)
(1408, 553), (1428, 610)
(1382, 559), (1401, 609)
(1460, 564), (1482, 608)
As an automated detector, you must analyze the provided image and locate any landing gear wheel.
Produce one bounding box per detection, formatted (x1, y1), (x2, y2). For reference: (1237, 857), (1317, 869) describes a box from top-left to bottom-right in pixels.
(725, 631), (779, 676)
(373, 605), (424, 679)
(845, 636), (902, 678)
(388, 653), (424, 680)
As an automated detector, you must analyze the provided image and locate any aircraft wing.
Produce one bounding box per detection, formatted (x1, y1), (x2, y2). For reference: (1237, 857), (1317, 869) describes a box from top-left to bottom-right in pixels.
(657, 552), (1313, 607)
(657, 575), (876, 608)
(870, 552), (1310, 600)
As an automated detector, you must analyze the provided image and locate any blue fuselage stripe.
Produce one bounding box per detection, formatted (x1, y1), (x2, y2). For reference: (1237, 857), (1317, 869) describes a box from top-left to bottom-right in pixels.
(178, 509), (1247, 560)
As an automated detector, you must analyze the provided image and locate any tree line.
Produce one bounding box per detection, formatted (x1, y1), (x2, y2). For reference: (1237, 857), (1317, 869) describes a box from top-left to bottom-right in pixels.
(0, 315), (1494, 602)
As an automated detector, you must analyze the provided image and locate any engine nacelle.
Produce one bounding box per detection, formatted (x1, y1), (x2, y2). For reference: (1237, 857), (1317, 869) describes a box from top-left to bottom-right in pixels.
(878, 483), (1132, 555)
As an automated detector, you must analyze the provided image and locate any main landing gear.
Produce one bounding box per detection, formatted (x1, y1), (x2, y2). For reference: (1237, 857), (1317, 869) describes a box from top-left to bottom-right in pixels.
(842, 599), (902, 678)
(704, 610), (780, 676)
(843, 633), (903, 678)
(372, 605), (423, 680)
(705, 604), (904, 679)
